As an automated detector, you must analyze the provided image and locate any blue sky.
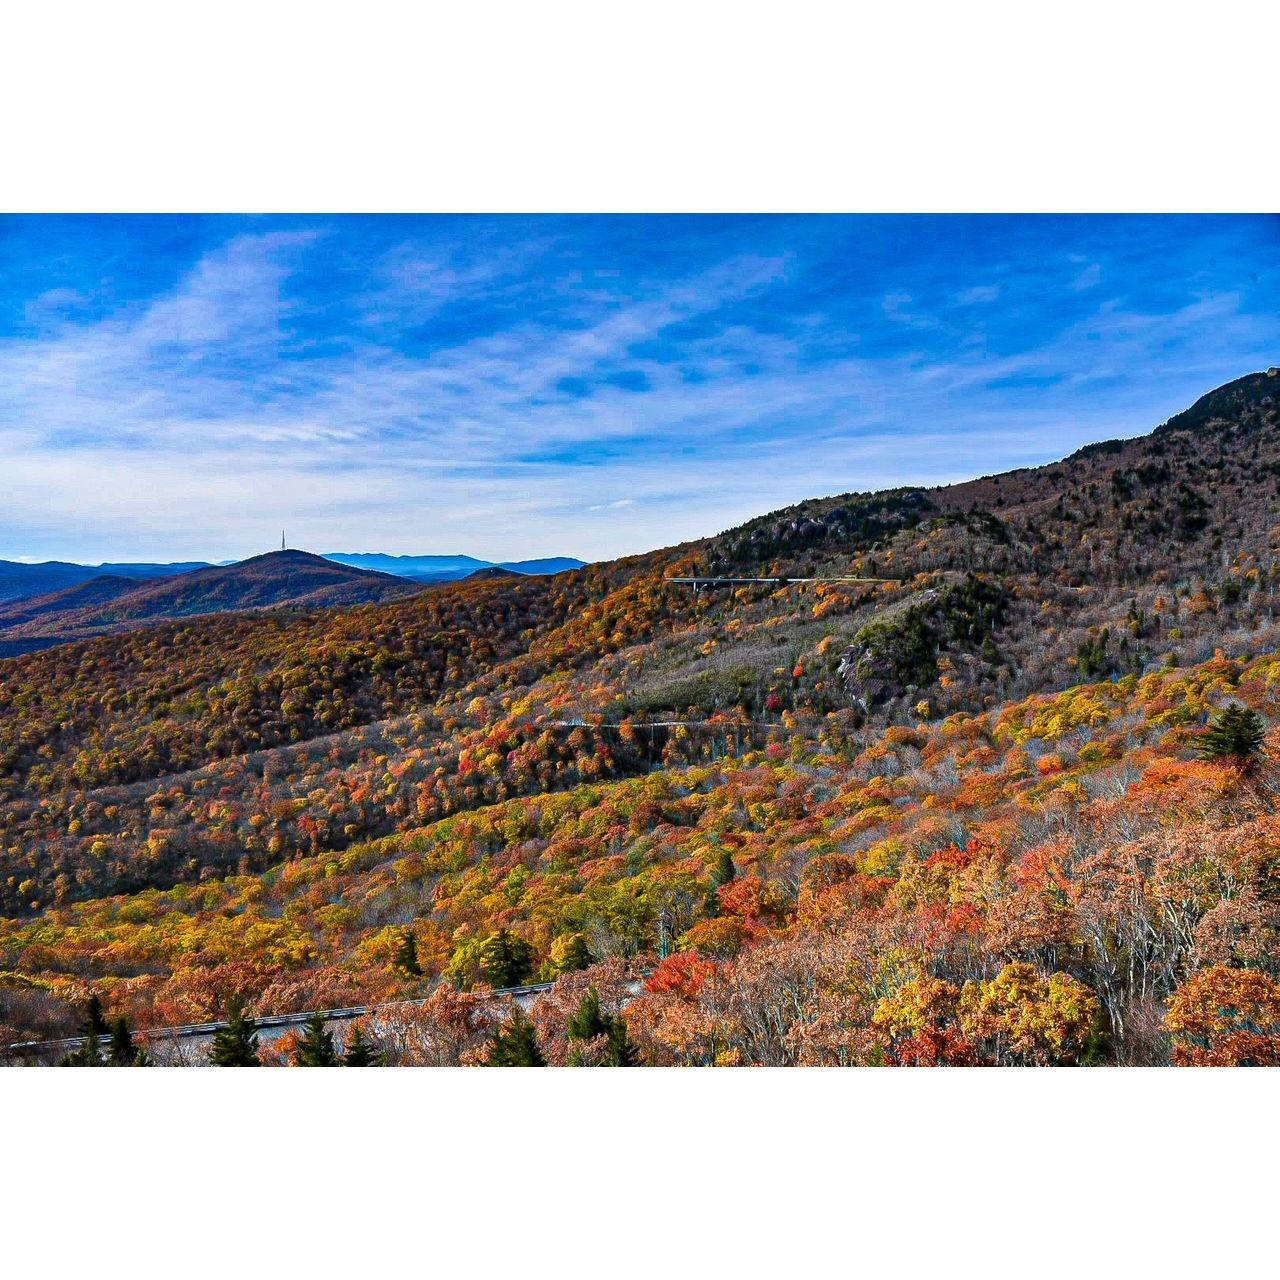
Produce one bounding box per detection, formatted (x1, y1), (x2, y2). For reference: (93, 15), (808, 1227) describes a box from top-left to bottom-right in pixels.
(0, 214), (1276, 564)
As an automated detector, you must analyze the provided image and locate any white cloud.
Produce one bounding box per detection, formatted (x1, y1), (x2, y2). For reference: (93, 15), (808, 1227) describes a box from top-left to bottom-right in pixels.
(1069, 263), (1102, 291)
(881, 290), (939, 329)
(955, 284), (1000, 305)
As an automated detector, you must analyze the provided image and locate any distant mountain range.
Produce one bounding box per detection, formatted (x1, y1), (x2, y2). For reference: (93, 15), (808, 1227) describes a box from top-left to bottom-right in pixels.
(323, 553), (585, 581)
(0, 549), (588, 657)
(0, 550), (427, 653)
(0, 551), (586, 603)
(0, 559), (213, 603)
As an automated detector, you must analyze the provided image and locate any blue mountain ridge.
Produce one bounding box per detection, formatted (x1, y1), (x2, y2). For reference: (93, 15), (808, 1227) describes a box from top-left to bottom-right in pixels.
(321, 553), (586, 580)
(0, 552), (587, 604)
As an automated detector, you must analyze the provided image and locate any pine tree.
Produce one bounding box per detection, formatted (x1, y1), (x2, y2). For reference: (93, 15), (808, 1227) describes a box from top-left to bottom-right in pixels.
(604, 1013), (638, 1067)
(82, 1028), (104, 1066)
(209, 998), (260, 1066)
(486, 1007), (546, 1066)
(564, 986), (637, 1066)
(1076, 630), (1110, 680)
(342, 1023), (382, 1066)
(108, 1014), (138, 1066)
(395, 929), (422, 976)
(1197, 704), (1266, 764)
(60, 994), (111, 1065)
(294, 1012), (338, 1066)
(479, 929), (534, 988)
(707, 847), (737, 913)
(711, 848), (737, 888)
(59, 1028), (103, 1067)
(566, 986), (609, 1041)
(85, 993), (109, 1037)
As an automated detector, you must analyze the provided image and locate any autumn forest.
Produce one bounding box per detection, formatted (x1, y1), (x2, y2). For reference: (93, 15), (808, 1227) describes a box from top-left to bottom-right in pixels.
(6, 371), (1280, 1067)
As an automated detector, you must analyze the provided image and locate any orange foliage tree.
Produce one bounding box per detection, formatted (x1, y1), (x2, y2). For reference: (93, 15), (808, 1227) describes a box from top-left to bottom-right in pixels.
(1165, 966), (1280, 1066)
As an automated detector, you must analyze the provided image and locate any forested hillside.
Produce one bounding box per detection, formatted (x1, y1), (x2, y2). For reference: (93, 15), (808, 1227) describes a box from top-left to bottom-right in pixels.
(0, 549), (426, 647)
(4, 371), (1280, 1064)
(0, 558), (212, 604)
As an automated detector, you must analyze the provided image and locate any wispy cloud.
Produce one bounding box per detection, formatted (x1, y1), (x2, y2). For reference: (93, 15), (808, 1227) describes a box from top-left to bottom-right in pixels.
(1069, 262), (1102, 291)
(955, 284), (1000, 305)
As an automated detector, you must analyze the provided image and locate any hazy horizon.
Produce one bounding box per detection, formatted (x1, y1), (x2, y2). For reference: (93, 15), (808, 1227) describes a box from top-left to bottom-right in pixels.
(2, 213), (1277, 565)
(0, 547), (589, 567)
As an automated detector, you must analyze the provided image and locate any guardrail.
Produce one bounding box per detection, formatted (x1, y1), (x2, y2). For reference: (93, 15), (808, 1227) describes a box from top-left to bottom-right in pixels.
(7, 980), (559, 1058)
(666, 575), (892, 588)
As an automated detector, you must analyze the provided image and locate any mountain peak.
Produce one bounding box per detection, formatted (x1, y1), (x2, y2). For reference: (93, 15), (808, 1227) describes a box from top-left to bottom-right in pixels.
(1158, 368), (1280, 436)
(235, 548), (340, 570)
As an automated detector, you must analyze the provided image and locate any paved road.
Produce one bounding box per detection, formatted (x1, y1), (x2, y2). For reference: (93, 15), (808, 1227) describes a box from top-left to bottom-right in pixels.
(7, 980), (559, 1064)
(667, 575), (891, 589)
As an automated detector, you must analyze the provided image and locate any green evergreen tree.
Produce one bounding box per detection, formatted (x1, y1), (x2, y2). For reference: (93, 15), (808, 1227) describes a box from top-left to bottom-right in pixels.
(60, 993), (112, 1065)
(486, 1007), (546, 1066)
(342, 1023), (382, 1066)
(604, 1012), (638, 1067)
(209, 997), (260, 1066)
(711, 848), (737, 888)
(565, 986), (637, 1066)
(80, 1028), (104, 1067)
(59, 1028), (103, 1067)
(85, 993), (109, 1037)
(706, 847), (737, 913)
(479, 929), (534, 988)
(294, 1011), (338, 1066)
(1076, 630), (1110, 680)
(108, 1014), (138, 1066)
(566, 986), (609, 1041)
(395, 929), (422, 976)
(1197, 704), (1266, 764)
